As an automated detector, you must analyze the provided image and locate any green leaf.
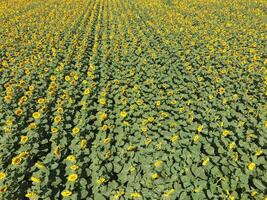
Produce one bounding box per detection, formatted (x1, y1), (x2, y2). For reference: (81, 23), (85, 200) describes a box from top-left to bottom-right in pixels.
(94, 193), (106, 200)
(253, 179), (265, 191)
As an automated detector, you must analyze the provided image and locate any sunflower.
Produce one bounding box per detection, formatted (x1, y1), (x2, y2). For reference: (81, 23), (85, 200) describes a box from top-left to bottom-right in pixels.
(80, 139), (87, 149)
(12, 156), (22, 165)
(202, 157), (210, 166)
(25, 191), (38, 199)
(28, 122), (37, 129)
(223, 130), (231, 137)
(103, 138), (111, 145)
(72, 127), (80, 135)
(65, 75), (71, 81)
(15, 108), (23, 116)
(120, 111), (127, 118)
(83, 88), (91, 95)
(51, 127), (58, 134)
(99, 98), (106, 105)
(66, 155), (76, 162)
(96, 177), (106, 185)
(248, 162), (256, 170)
(18, 151), (29, 158)
(197, 125), (203, 132)
(61, 190), (72, 197)
(151, 173), (159, 180)
(70, 165), (79, 171)
(4, 95), (12, 103)
(67, 174), (78, 182)
(0, 172), (6, 180)
(20, 135), (28, 143)
(32, 112), (41, 119)
(130, 192), (142, 198)
(31, 176), (41, 183)
(218, 87), (225, 95)
(54, 146), (61, 157)
(54, 115), (62, 123)
(154, 160), (163, 167)
(34, 162), (46, 169)
(99, 112), (108, 121)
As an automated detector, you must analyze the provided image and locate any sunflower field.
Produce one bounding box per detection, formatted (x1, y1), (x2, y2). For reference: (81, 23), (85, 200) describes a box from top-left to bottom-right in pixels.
(0, 0), (266, 199)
